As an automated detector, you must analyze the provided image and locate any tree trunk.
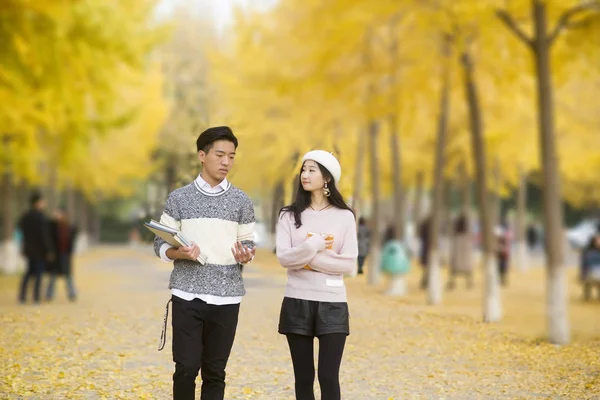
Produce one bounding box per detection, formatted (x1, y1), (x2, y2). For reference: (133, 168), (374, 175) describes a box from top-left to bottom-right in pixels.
(75, 191), (90, 253)
(165, 155), (177, 195)
(270, 180), (285, 235)
(290, 174), (299, 204)
(427, 37), (451, 305)
(1, 172), (14, 242)
(351, 131), (366, 215)
(459, 161), (471, 216)
(88, 201), (101, 244)
(368, 120), (381, 285)
(390, 114), (404, 240)
(515, 167), (529, 272)
(413, 171), (425, 225)
(441, 178), (453, 267)
(66, 186), (77, 223)
(388, 25), (405, 241)
(0, 172), (19, 274)
(532, 0), (569, 344)
(16, 181), (29, 217)
(492, 158), (502, 229)
(46, 168), (59, 214)
(462, 49), (502, 322)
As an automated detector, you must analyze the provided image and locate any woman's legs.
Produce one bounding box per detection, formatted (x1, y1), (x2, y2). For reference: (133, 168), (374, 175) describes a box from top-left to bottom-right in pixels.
(286, 333), (316, 400)
(317, 333), (346, 400)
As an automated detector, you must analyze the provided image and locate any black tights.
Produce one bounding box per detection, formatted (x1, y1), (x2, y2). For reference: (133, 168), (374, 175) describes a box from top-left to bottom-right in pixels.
(286, 333), (346, 400)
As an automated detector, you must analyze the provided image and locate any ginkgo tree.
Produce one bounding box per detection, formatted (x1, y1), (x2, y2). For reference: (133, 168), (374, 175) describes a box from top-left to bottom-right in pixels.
(0, 0), (168, 270)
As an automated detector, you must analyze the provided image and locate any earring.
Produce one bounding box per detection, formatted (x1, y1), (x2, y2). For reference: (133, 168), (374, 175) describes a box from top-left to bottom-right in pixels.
(323, 182), (331, 197)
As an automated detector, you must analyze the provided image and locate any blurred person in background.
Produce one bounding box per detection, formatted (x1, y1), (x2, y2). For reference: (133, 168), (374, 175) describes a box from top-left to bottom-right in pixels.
(496, 218), (511, 287)
(18, 191), (54, 304)
(447, 213), (474, 290)
(580, 233), (600, 301)
(46, 208), (78, 302)
(418, 216), (432, 289)
(526, 222), (539, 251)
(356, 216), (370, 275)
(380, 225), (410, 296)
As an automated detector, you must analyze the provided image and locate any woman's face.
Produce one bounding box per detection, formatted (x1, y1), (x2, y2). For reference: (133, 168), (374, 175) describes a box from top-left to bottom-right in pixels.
(300, 160), (326, 193)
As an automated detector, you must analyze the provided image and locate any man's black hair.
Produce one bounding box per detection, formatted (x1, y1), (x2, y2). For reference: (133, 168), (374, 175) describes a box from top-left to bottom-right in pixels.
(196, 126), (238, 153)
(30, 191), (42, 206)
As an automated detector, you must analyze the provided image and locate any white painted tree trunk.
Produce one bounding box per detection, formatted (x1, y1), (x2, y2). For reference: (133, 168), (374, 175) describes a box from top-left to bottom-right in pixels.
(548, 266), (570, 344)
(516, 241), (529, 272)
(368, 246), (381, 285)
(0, 240), (20, 274)
(75, 233), (89, 254)
(427, 250), (442, 305)
(483, 253), (502, 322)
(385, 274), (407, 296)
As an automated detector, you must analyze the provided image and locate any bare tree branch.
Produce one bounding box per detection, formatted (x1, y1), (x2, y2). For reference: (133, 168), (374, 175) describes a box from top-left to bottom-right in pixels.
(547, 1), (600, 44)
(496, 9), (534, 49)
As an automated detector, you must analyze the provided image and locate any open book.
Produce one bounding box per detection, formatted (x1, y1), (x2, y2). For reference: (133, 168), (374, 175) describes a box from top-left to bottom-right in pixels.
(143, 219), (204, 264)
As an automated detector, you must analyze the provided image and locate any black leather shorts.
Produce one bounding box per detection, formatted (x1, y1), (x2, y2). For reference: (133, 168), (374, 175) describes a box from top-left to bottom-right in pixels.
(278, 297), (350, 337)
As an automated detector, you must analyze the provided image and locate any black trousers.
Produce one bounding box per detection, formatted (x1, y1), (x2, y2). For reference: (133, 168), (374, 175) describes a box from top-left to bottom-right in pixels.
(286, 333), (347, 400)
(171, 295), (240, 400)
(357, 256), (366, 274)
(19, 257), (46, 303)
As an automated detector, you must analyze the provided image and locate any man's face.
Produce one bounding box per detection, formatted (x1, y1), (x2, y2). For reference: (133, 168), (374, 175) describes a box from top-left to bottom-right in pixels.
(36, 199), (46, 210)
(198, 140), (237, 181)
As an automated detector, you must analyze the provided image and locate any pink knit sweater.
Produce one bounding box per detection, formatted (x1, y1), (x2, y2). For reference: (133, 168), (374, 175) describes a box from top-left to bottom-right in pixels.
(276, 207), (358, 302)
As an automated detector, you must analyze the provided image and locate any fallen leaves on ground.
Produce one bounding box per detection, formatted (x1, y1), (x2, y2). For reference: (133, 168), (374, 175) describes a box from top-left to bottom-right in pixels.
(0, 246), (598, 399)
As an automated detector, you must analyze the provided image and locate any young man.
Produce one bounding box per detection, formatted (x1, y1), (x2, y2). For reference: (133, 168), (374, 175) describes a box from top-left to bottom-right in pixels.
(154, 126), (256, 400)
(18, 192), (54, 304)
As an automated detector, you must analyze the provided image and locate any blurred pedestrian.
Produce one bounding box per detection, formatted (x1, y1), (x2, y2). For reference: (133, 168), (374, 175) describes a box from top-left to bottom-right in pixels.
(447, 213), (474, 290)
(46, 208), (78, 302)
(357, 217), (370, 275)
(418, 216), (431, 289)
(380, 225), (410, 296)
(496, 219), (511, 287)
(580, 233), (600, 301)
(18, 191), (54, 304)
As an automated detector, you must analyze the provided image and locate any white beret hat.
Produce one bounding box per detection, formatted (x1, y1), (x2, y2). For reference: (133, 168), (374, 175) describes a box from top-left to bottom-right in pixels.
(302, 150), (341, 184)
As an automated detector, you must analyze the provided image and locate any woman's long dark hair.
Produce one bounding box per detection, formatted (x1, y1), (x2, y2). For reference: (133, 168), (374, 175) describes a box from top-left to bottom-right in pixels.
(280, 161), (354, 228)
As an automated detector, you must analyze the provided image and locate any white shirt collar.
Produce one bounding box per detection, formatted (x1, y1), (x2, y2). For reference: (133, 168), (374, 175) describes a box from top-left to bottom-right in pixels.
(195, 174), (229, 193)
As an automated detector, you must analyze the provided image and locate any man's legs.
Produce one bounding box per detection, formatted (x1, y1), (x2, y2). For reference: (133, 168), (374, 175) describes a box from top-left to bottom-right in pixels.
(62, 255), (77, 300)
(172, 296), (205, 400)
(46, 269), (58, 301)
(66, 274), (77, 300)
(200, 303), (240, 400)
(18, 258), (34, 303)
(32, 259), (45, 303)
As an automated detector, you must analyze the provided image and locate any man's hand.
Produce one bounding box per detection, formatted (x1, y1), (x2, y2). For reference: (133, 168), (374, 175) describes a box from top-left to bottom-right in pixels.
(168, 242), (201, 261)
(231, 242), (255, 264)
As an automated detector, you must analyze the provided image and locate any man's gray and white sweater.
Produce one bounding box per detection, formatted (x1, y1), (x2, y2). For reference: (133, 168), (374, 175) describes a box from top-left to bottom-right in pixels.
(153, 175), (255, 300)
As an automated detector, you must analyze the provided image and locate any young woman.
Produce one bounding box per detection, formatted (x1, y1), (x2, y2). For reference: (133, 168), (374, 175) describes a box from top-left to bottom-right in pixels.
(276, 150), (358, 400)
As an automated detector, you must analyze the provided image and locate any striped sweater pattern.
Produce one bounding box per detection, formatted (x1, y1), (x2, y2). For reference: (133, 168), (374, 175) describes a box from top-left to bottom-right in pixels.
(153, 180), (255, 297)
